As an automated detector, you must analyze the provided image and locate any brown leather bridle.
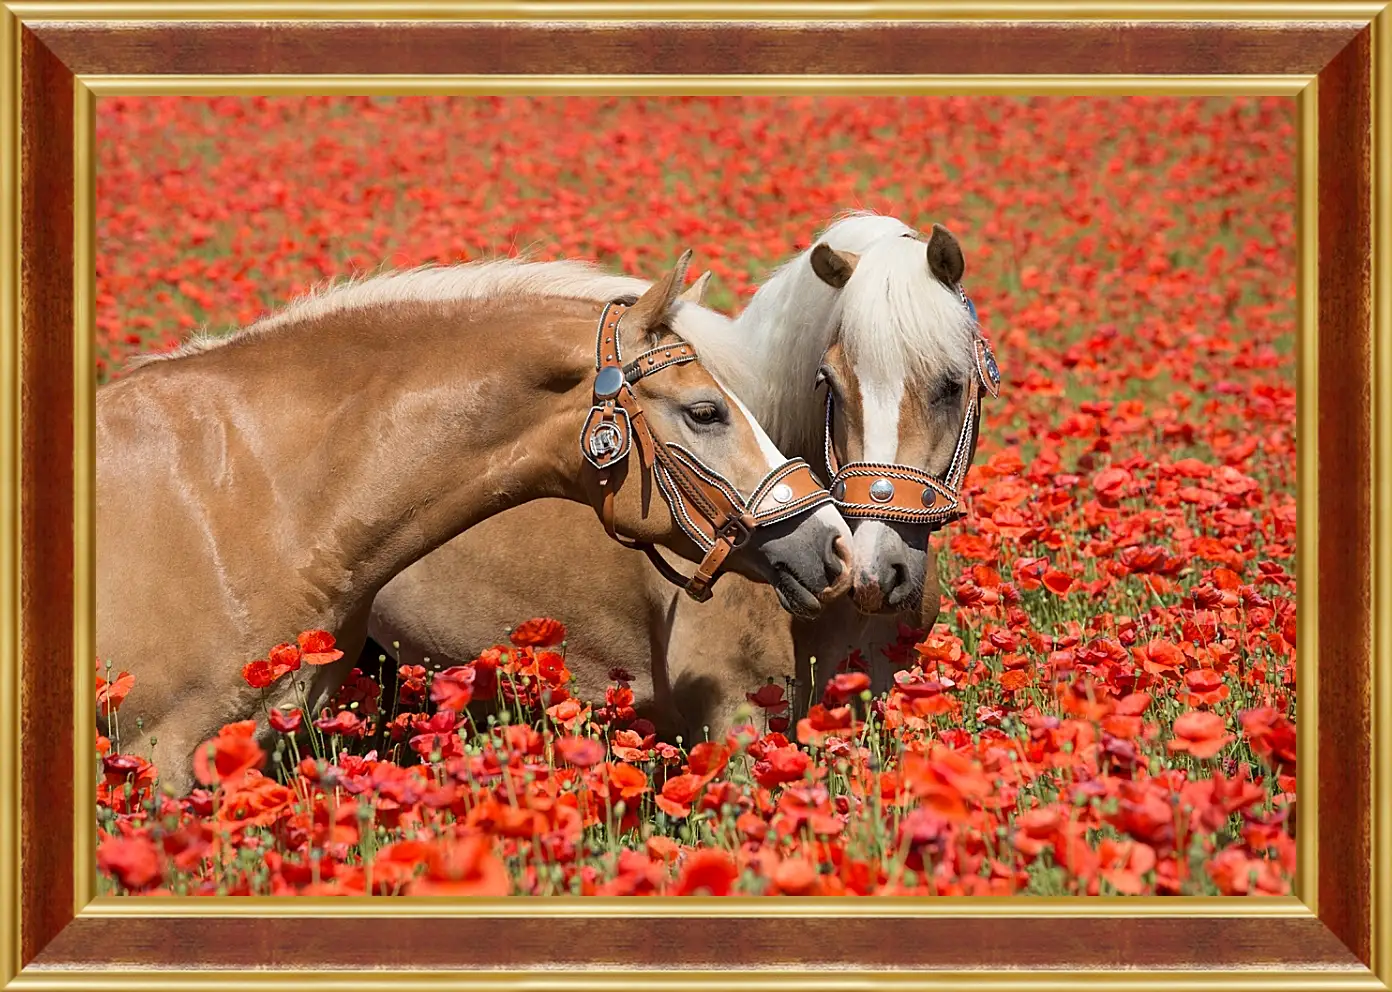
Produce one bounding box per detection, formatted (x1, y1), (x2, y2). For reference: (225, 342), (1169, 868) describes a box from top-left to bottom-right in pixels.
(581, 298), (836, 602)
(822, 283), (1001, 531)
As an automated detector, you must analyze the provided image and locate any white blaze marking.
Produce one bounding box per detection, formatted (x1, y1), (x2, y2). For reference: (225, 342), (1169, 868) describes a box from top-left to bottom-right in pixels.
(851, 363), (905, 567)
(724, 385), (785, 472)
(725, 381), (850, 540)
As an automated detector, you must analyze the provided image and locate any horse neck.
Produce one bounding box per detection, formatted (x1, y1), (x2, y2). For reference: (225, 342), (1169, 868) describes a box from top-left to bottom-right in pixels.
(729, 258), (842, 464)
(210, 297), (597, 608)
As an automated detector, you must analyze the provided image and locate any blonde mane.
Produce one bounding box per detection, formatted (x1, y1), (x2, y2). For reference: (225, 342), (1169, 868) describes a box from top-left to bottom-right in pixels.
(833, 229), (979, 381)
(123, 258), (660, 371)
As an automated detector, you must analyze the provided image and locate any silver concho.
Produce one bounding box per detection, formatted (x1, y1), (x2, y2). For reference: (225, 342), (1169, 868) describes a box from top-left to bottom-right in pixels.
(588, 422), (623, 459)
(869, 478), (896, 503)
(593, 365), (626, 400)
(771, 483), (794, 504)
(921, 488), (938, 508)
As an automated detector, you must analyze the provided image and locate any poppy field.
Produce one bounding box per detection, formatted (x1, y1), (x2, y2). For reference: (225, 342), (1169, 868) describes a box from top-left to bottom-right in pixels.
(95, 95), (1298, 897)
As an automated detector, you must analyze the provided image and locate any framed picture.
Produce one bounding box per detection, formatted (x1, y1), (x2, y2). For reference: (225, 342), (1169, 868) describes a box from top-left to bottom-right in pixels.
(2, 2), (1387, 988)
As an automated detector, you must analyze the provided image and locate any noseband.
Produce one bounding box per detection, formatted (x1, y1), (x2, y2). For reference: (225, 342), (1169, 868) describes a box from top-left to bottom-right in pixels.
(581, 298), (836, 602)
(822, 285), (1001, 531)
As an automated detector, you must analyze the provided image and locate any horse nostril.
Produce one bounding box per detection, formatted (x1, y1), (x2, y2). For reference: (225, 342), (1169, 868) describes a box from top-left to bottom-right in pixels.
(822, 532), (854, 600)
(825, 530), (845, 573)
(879, 558), (909, 601)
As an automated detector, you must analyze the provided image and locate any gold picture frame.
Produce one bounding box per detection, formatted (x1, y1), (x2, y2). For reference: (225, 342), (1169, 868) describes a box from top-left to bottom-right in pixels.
(1, 2), (1388, 988)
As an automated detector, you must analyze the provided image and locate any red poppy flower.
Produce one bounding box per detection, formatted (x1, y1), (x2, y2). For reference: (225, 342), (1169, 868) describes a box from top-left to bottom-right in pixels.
(241, 659), (277, 689)
(217, 771), (295, 828)
(655, 773), (704, 818)
(97, 833), (163, 891)
(1012, 556), (1048, 590)
(1012, 806), (1066, 859)
(397, 665), (427, 706)
(604, 682), (635, 710)
(534, 650), (569, 685)
(1042, 569), (1074, 595)
(671, 848), (739, 896)
(610, 728), (654, 762)
(746, 682), (789, 713)
(915, 631), (965, 669)
(1137, 638), (1186, 678)
(1092, 466), (1132, 505)
(268, 641), (302, 673)
(796, 704), (856, 747)
(297, 629), (344, 666)
(1240, 707), (1297, 774)
(900, 748), (990, 822)
(999, 669), (1033, 693)
(95, 666), (136, 715)
(430, 665), (476, 712)
(192, 720), (265, 788)
(1116, 692), (1153, 715)
(647, 835), (680, 864)
(1206, 848), (1289, 896)
(555, 735), (607, 768)
(404, 835), (511, 896)
(268, 707), (303, 733)
(607, 762), (651, 800)
(314, 710), (368, 738)
(509, 617), (567, 648)
(1166, 710), (1234, 759)
(1179, 668), (1230, 706)
(1097, 838), (1157, 895)
(687, 742), (730, 782)
(546, 697), (588, 733)
(772, 857), (821, 895)
(826, 671), (871, 702)
(752, 746), (812, 789)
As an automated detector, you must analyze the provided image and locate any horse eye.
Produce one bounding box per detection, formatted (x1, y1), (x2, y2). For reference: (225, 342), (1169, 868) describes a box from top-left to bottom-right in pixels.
(934, 377), (964, 405)
(685, 402), (723, 426)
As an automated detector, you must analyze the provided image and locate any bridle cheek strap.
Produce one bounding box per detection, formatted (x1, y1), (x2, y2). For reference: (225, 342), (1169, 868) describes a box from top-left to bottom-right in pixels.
(581, 299), (835, 602)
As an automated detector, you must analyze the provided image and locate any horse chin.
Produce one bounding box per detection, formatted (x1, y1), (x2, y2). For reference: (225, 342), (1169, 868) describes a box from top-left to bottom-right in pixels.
(850, 580), (926, 619)
(771, 566), (826, 620)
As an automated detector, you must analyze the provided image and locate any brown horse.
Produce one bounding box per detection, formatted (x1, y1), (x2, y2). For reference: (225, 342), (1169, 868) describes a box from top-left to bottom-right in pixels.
(368, 213), (997, 737)
(98, 252), (854, 794)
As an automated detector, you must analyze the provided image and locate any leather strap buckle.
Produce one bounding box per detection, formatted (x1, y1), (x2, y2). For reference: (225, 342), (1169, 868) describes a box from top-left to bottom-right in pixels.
(716, 515), (753, 549)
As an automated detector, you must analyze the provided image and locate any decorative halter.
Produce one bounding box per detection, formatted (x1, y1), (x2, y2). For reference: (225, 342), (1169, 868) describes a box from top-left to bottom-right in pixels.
(581, 298), (837, 602)
(822, 285), (1001, 531)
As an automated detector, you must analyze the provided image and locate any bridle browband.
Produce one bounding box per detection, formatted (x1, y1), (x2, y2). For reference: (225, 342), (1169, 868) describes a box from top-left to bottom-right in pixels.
(581, 298), (836, 602)
(821, 280), (1001, 532)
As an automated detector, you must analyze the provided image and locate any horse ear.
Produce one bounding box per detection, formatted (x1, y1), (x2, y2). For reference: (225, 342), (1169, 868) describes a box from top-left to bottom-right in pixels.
(925, 223), (965, 286)
(678, 270), (712, 305)
(624, 249), (694, 343)
(810, 243), (859, 289)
